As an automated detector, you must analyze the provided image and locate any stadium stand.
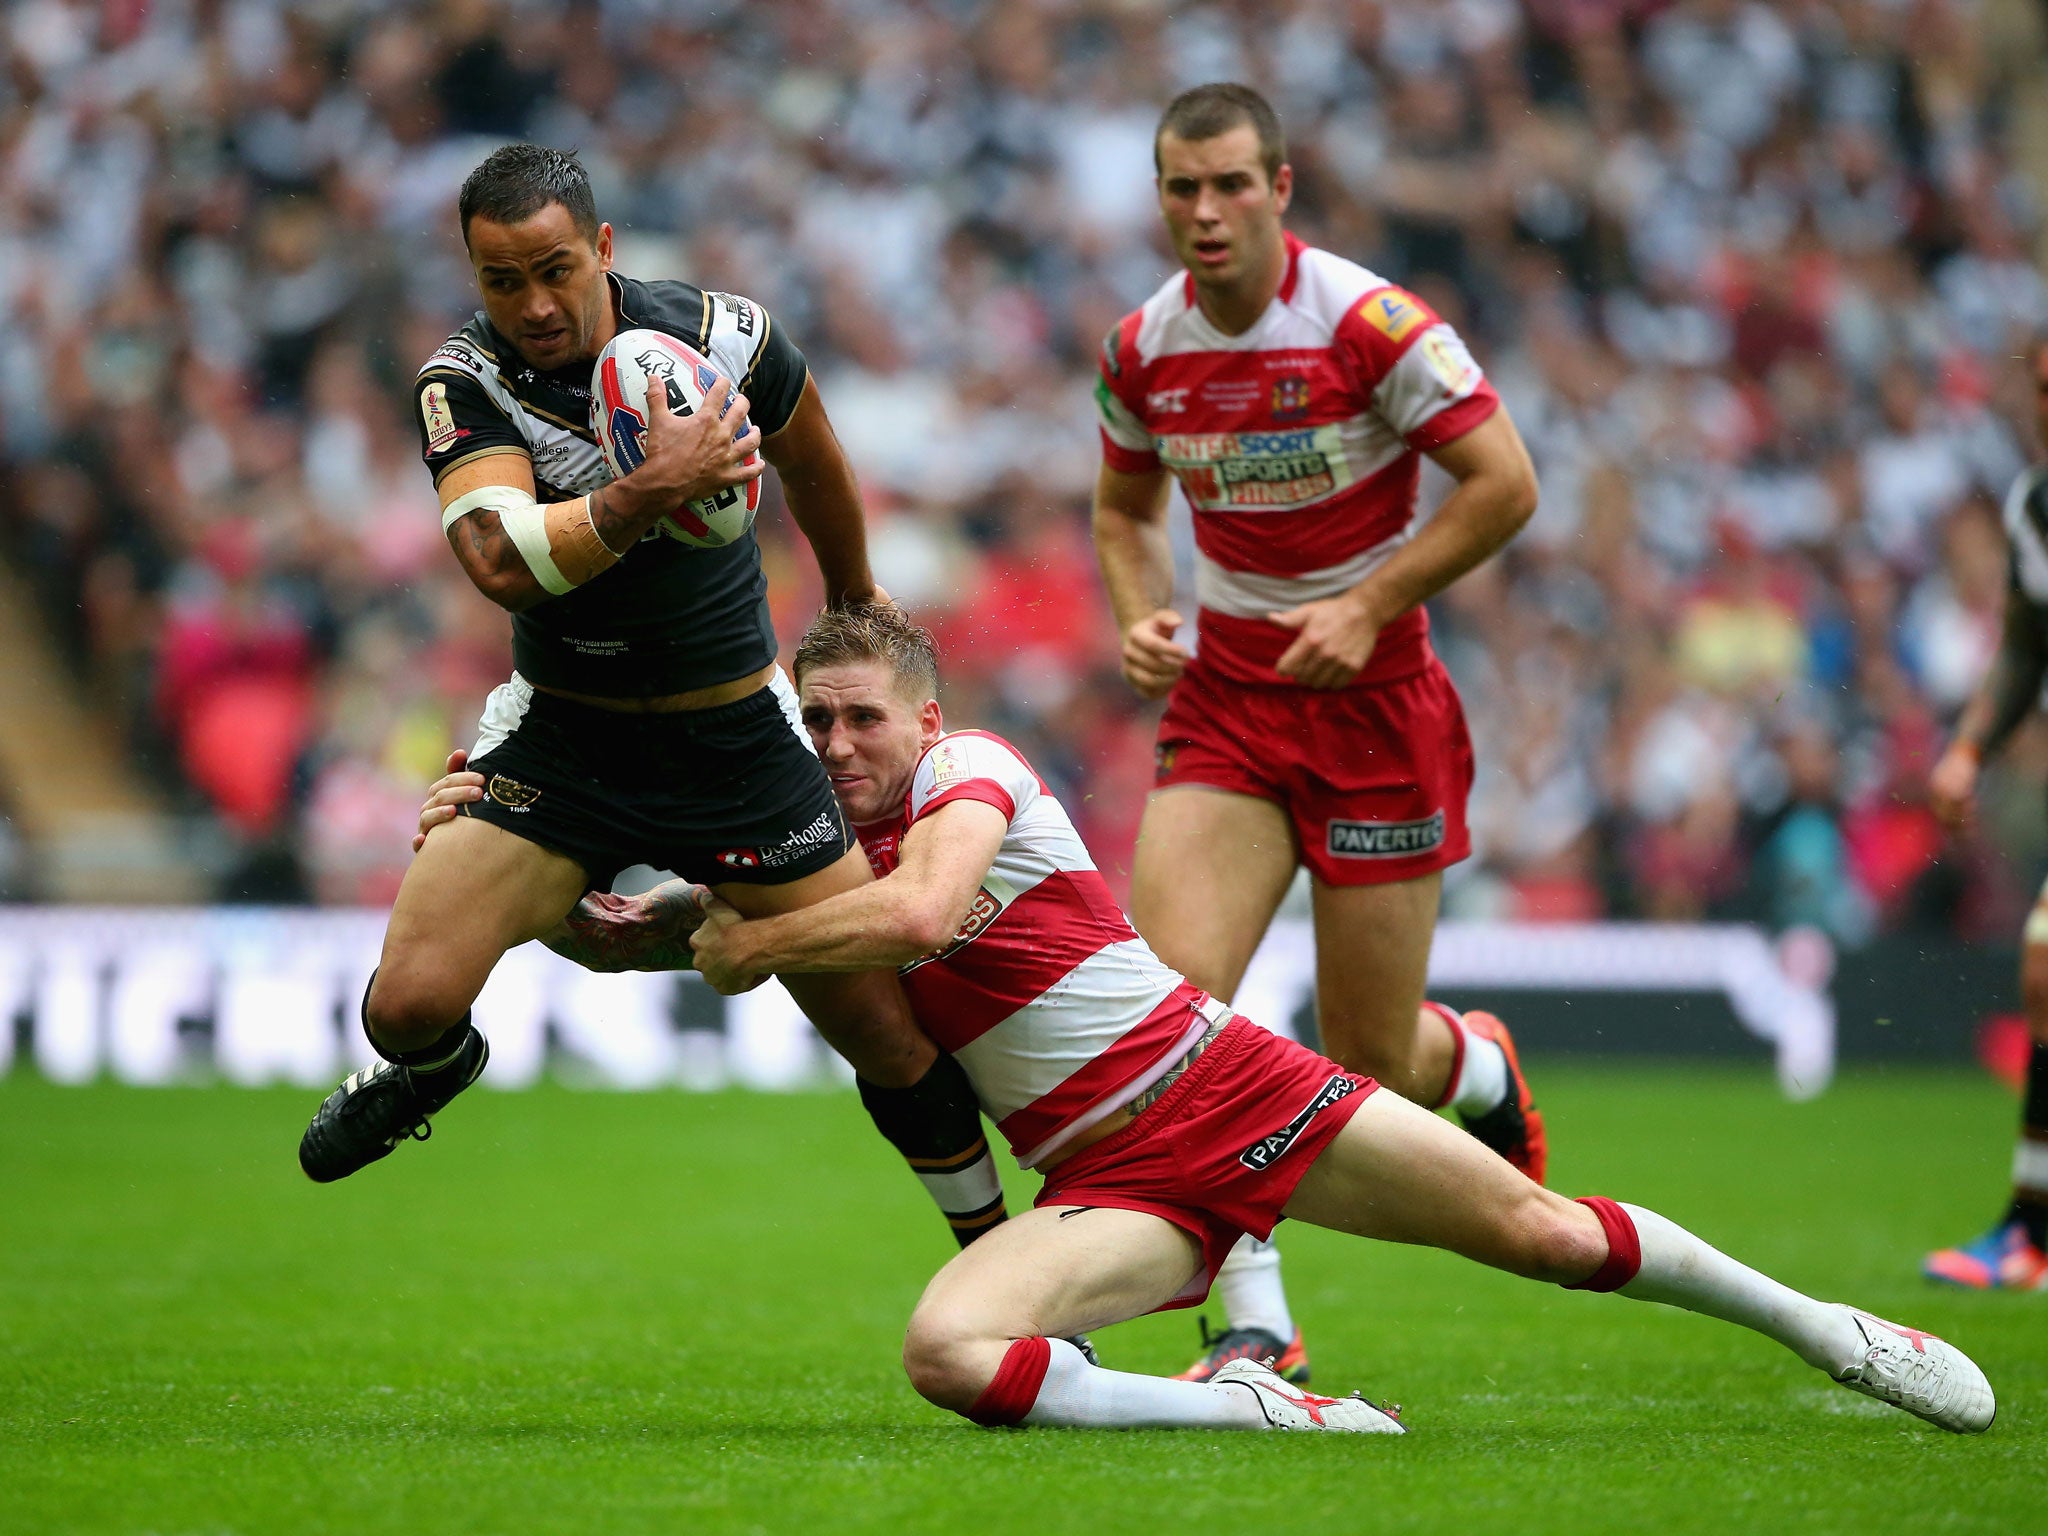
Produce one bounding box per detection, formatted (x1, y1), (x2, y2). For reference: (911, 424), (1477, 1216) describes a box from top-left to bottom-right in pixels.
(0, 0), (2044, 947)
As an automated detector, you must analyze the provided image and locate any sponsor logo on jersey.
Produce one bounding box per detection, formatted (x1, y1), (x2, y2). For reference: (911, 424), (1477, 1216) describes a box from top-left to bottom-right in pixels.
(420, 382), (458, 454)
(1239, 1074), (1361, 1170)
(928, 741), (969, 789)
(1155, 741), (1180, 781)
(487, 774), (541, 811)
(903, 886), (1003, 972)
(1419, 330), (1478, 396)
(753, 809), (843, 870)
(1200, 379), (1263, 409)
(1157, 425), (1341, 510)
(1147, 386), (1191, 414)
(1360, 288), (1428, 344)
(1271, 375), (1311, 421)
(1100, 325), (1123, 378)
(713, 291), (756, 336)
(424, 339), (485, 376)
(716, 847), (761, 869)
(1326, 811), (1446, 859)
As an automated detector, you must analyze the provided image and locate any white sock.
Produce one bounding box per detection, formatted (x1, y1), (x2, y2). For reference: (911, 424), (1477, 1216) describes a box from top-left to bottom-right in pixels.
(1023, 1338), (1269, 1429)
(1443, 1010), (1508, 1115)
(1618, 1203), (1863, 1374)
(1216, 1235), (1295, 1340)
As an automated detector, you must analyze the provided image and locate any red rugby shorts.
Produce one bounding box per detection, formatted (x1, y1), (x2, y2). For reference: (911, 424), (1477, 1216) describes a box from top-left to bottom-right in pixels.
(1035, 1018), (1377, 1310)
(1153, 653), (1474, 886)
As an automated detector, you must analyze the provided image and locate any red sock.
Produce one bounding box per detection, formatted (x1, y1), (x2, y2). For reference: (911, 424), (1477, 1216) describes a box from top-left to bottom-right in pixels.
(965, 1336), (1052, 1426)
(1423, 999), (1465, 1110)
(1564, 1196), (1642, 1292)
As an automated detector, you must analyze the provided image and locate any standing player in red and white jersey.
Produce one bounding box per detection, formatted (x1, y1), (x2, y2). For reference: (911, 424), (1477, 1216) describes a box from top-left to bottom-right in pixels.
(1091, 83), (1543, 1381)
(671, 606), (1991, 1437)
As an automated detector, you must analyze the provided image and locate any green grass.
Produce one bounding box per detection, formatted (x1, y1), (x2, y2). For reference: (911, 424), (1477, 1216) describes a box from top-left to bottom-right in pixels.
(0, 1065), (2039, 1535)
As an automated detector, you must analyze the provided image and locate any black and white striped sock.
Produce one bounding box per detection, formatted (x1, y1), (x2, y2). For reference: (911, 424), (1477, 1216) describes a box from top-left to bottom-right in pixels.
(858, 1054), (1007, 1248)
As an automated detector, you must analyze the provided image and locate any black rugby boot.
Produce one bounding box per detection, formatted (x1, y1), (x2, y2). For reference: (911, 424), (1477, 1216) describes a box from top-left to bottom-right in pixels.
(298, 1023), (490, 1183)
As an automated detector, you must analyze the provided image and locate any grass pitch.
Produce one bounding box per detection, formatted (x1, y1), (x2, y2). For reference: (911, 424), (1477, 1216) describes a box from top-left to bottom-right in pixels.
(1, 1064), (2039, 1535)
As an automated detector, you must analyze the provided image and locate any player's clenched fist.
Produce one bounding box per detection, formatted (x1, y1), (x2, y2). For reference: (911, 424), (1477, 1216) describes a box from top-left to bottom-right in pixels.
(1121, 608), (1190, 699)
(1929, 741), (1981, 831)
(413, 749), (485, 853)
(1270, 592), (1382, 691)
(689, 897), (767, 994)
(637, 373), (764, 506)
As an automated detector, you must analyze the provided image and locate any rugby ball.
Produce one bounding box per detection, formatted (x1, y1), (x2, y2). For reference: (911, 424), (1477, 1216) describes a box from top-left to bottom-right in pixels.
(590, 328), (761, 548)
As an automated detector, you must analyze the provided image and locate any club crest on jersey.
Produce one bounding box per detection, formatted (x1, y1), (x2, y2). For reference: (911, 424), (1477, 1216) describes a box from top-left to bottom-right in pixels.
(420, 382), (458, 454)
(1327, 811), (1446, 859)
(1271, 375), (1311, 421)
(487, 775), (541, 811)
(1239, 1075), (1360, 1170)
(1360, 288), (1427, 345)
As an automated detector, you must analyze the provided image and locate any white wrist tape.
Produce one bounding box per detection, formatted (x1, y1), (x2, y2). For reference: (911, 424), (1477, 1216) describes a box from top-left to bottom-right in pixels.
(441, 484), (574, 595)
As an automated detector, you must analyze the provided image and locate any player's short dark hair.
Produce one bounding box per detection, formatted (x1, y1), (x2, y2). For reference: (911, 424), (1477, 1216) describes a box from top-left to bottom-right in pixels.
(1155, 83), (1286, 184)
(794, 605), (941, 703)
(458, 144), (599, 245)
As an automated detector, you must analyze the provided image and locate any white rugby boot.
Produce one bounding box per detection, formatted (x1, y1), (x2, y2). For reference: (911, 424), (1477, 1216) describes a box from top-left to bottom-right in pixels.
(1210, 1358), (1405, 1433)
(1831, 1307), (1995, 1433)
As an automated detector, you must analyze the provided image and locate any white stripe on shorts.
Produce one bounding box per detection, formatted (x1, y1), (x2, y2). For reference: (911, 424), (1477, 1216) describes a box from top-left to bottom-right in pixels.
(469, 668), (809, 761)
(768, 667), (814, 756)
(470, 671), (536, 760)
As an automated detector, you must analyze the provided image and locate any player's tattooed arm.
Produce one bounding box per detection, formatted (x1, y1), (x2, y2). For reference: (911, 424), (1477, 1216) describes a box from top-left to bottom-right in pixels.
(584, 483), (636, 560)
(446, 500), (552, 612)
(412, 758), (708, 971)
(543, 882), (715, 973)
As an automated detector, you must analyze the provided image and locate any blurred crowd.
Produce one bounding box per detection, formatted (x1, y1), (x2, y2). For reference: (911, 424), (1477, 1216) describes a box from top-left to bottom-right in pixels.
(3, 0), (2047, 939)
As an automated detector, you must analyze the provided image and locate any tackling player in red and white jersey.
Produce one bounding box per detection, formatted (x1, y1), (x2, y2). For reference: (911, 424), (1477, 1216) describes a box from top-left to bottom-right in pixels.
(665, 605), (1989, 1436)
(412, 605), (1993, 1435)
(1092, 83), (1543, 1379)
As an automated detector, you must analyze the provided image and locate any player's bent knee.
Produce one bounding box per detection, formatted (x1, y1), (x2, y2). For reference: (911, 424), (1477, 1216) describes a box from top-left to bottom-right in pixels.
(364, 969), (474, 1052)
(1316, 1023), (1414, 1089)
(1526, 1196), (1609, 1283)
(900, 1313), (1002, 1413)
(1495, 1190), (1605, 1283)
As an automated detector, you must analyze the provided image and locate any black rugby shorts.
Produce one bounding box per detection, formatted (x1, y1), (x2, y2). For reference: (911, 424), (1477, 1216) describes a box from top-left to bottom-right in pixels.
(457, 671), (851, 889)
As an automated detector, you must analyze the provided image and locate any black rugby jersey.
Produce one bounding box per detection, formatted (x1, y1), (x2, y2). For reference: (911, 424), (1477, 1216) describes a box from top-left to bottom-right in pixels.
(1985, 464), (2048, 760)
(413, 272), (807, 697)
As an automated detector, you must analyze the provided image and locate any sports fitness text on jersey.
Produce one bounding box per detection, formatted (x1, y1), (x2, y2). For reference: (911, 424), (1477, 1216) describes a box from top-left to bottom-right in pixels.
(414, 274), (807, 697)
(858, 731), (1213, 1169)
(1096, 234), (1499, 688)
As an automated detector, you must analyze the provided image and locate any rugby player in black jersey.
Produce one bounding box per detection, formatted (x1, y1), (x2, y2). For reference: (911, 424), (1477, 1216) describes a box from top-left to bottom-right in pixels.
(298, 146), (1004, 1249)
(1925, 335), (2048, 1290)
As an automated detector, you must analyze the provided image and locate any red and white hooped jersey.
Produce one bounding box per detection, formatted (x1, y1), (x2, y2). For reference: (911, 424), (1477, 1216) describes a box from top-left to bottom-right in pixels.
(1096, 234), (1499, 687)
(855, 730), (1215, 1169)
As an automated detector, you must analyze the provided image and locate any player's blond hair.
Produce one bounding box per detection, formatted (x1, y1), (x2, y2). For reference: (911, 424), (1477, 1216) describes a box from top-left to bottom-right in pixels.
(793, 604), (941, 703)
